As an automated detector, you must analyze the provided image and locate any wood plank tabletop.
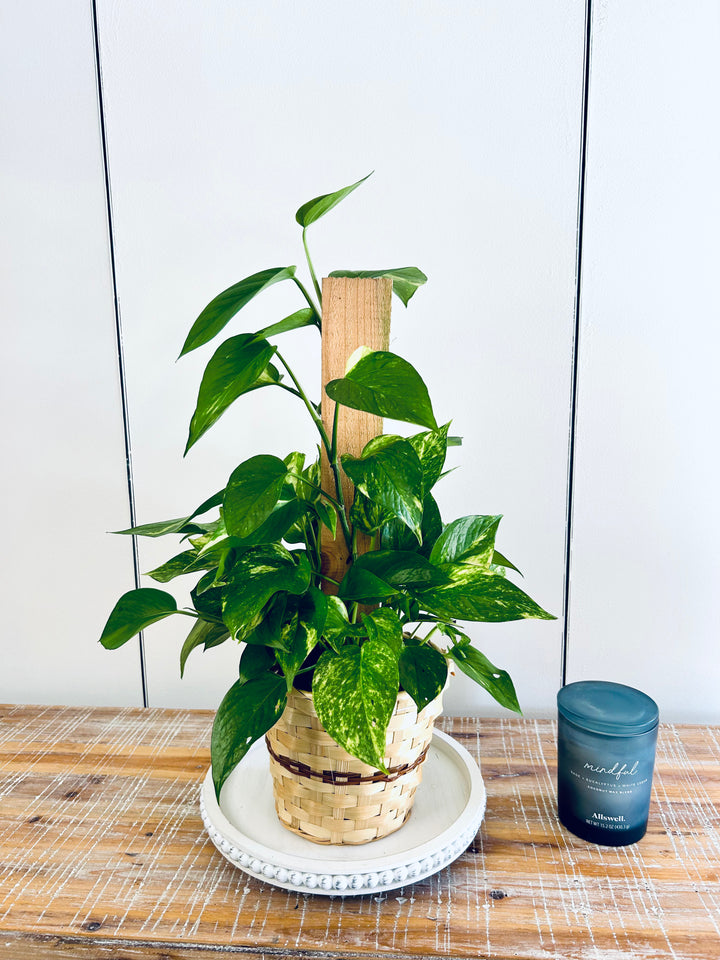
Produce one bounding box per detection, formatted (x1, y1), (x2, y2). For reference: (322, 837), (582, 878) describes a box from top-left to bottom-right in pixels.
(0, 705), (717, 960)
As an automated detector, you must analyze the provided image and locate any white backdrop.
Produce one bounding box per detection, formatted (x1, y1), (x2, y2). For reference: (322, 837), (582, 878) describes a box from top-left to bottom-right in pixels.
(1, 1), (717, 722)
(566, 0), (720, 721)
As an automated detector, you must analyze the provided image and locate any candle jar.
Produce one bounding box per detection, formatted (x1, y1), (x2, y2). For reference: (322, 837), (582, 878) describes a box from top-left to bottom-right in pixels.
(557, 681), (659, 846)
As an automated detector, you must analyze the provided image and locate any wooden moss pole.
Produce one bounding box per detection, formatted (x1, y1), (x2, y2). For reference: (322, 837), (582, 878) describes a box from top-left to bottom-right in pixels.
(320, 276), (392, 588)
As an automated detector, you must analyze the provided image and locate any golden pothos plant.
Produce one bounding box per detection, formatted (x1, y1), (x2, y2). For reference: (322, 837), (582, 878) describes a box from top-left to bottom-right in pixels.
(100, 174), (554, 799)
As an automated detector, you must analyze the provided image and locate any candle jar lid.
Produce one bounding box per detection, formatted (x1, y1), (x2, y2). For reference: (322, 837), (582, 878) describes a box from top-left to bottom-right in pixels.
(557, 680), (659, 737)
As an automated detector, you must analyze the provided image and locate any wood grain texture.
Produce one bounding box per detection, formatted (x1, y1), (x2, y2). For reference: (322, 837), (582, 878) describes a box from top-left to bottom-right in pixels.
(0, 705), (718, 959)
(319, 277), (392, 584)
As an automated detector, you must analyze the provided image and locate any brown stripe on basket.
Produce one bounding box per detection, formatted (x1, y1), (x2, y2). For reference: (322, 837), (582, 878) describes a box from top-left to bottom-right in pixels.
(265, 737), (430, 785)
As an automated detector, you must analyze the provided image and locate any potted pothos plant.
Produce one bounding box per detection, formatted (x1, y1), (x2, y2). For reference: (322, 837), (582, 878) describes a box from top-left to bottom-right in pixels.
(100, 173), (554, 836)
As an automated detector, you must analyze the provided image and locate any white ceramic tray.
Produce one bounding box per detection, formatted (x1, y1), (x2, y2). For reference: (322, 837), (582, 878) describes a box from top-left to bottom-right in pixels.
(200, 729), (486, 896)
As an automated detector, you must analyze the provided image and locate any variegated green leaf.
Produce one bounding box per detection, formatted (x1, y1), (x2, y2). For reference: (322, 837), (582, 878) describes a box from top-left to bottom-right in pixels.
(221, 544), (311, 641)
(312, 641), (399, 771)
(399, 645), (448, 712)
(492, 550), (523, 577)
(408, 423), (450, 494)
(349, 490), (392, 535)
(419, 564), (555, 623)
(430, 515), (502, 568)
(223, 455), (288, 538)
(243, 593), (292, 651)
(211, 673), (287, 799)
(340, 550), (448, 604)
(382, 493), (442, 558)
(275, 588), (327, 690)
(342, 435), (424, 540)
(322, 596), (363, 651)
(338, 566), (399, 605)
(146, 549), (202, 583)
(326, 349), (437, 431)
(361, 608), (403, 656)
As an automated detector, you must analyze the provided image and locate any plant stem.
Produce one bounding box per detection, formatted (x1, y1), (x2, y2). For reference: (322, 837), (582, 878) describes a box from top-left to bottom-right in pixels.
(317, 572), (341, 588)
(331, 401), (340, 461)
(292, 276), (321, 326)
(274, 351), (353, 556)
(275, 383), (303, 401)
(302, 228), (323, 304)
(275, 350), (332, 457)
(285, 473), (343, 512)
(303, 515), (322, 580)
(327, 462), (352, 551)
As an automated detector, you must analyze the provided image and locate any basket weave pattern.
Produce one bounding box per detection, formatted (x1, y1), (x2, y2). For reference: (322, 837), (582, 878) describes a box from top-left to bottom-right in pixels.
(266, 688), (444, 845)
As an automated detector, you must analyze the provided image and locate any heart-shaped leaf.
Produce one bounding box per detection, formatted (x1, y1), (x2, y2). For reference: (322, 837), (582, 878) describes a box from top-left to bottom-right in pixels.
(224, 455), (289, 538)
(328, 267), (427, 307)
(399, 645), (448, 712)
(361, 608), (403, 655)
(419, 565), (555, 623)
(180, 619), (230, 677)
(314, 499), (338, 538)
(295, 173), (372, 228)
(180, 266), (296, 356)
(238, 644), (276, 684)
(312, 641), (399, 771)
(208, 499), (311, 555)
(100, 588), (178, 649)
(185, 335), (278, 453)
(322, 596), (364, 651)
(340, 551), (448, 604)
(408, 423), (450, 494)
(243, 593), (292, 651)
(222, 544), (311, 641)
(382, 493), (443, 558)
(448, 639), (521, 713)
(338, 566), (400, 605)
(342, 436), (424, 540)
(349, 490), (392, 536)
(326, 349), (437, 431)
(211, 673), (287, 799)
(275, 588), (327, 690)
(430, 515), (503, 568)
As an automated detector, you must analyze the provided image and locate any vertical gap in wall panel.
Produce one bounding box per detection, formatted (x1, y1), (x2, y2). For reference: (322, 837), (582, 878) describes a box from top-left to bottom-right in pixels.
(91, 0), (149, 708)
(562, 0), (593, 688)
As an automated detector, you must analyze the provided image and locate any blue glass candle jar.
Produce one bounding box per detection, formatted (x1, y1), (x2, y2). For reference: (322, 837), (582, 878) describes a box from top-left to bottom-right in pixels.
(557, 681), (659, 845)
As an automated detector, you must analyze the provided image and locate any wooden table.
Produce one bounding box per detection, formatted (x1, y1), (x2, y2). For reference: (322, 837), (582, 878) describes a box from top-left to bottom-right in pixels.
(0, 706), (718, 959)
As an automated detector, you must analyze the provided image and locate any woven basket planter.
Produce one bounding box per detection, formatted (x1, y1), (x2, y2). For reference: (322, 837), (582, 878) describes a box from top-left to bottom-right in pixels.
(265, 687), (444, 845)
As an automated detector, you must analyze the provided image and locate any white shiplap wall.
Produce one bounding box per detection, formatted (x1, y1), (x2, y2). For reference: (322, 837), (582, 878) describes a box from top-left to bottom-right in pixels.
(1, 1), (717, 721)
(0, 1), (141, 706)
(567, 0), (720, 721)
